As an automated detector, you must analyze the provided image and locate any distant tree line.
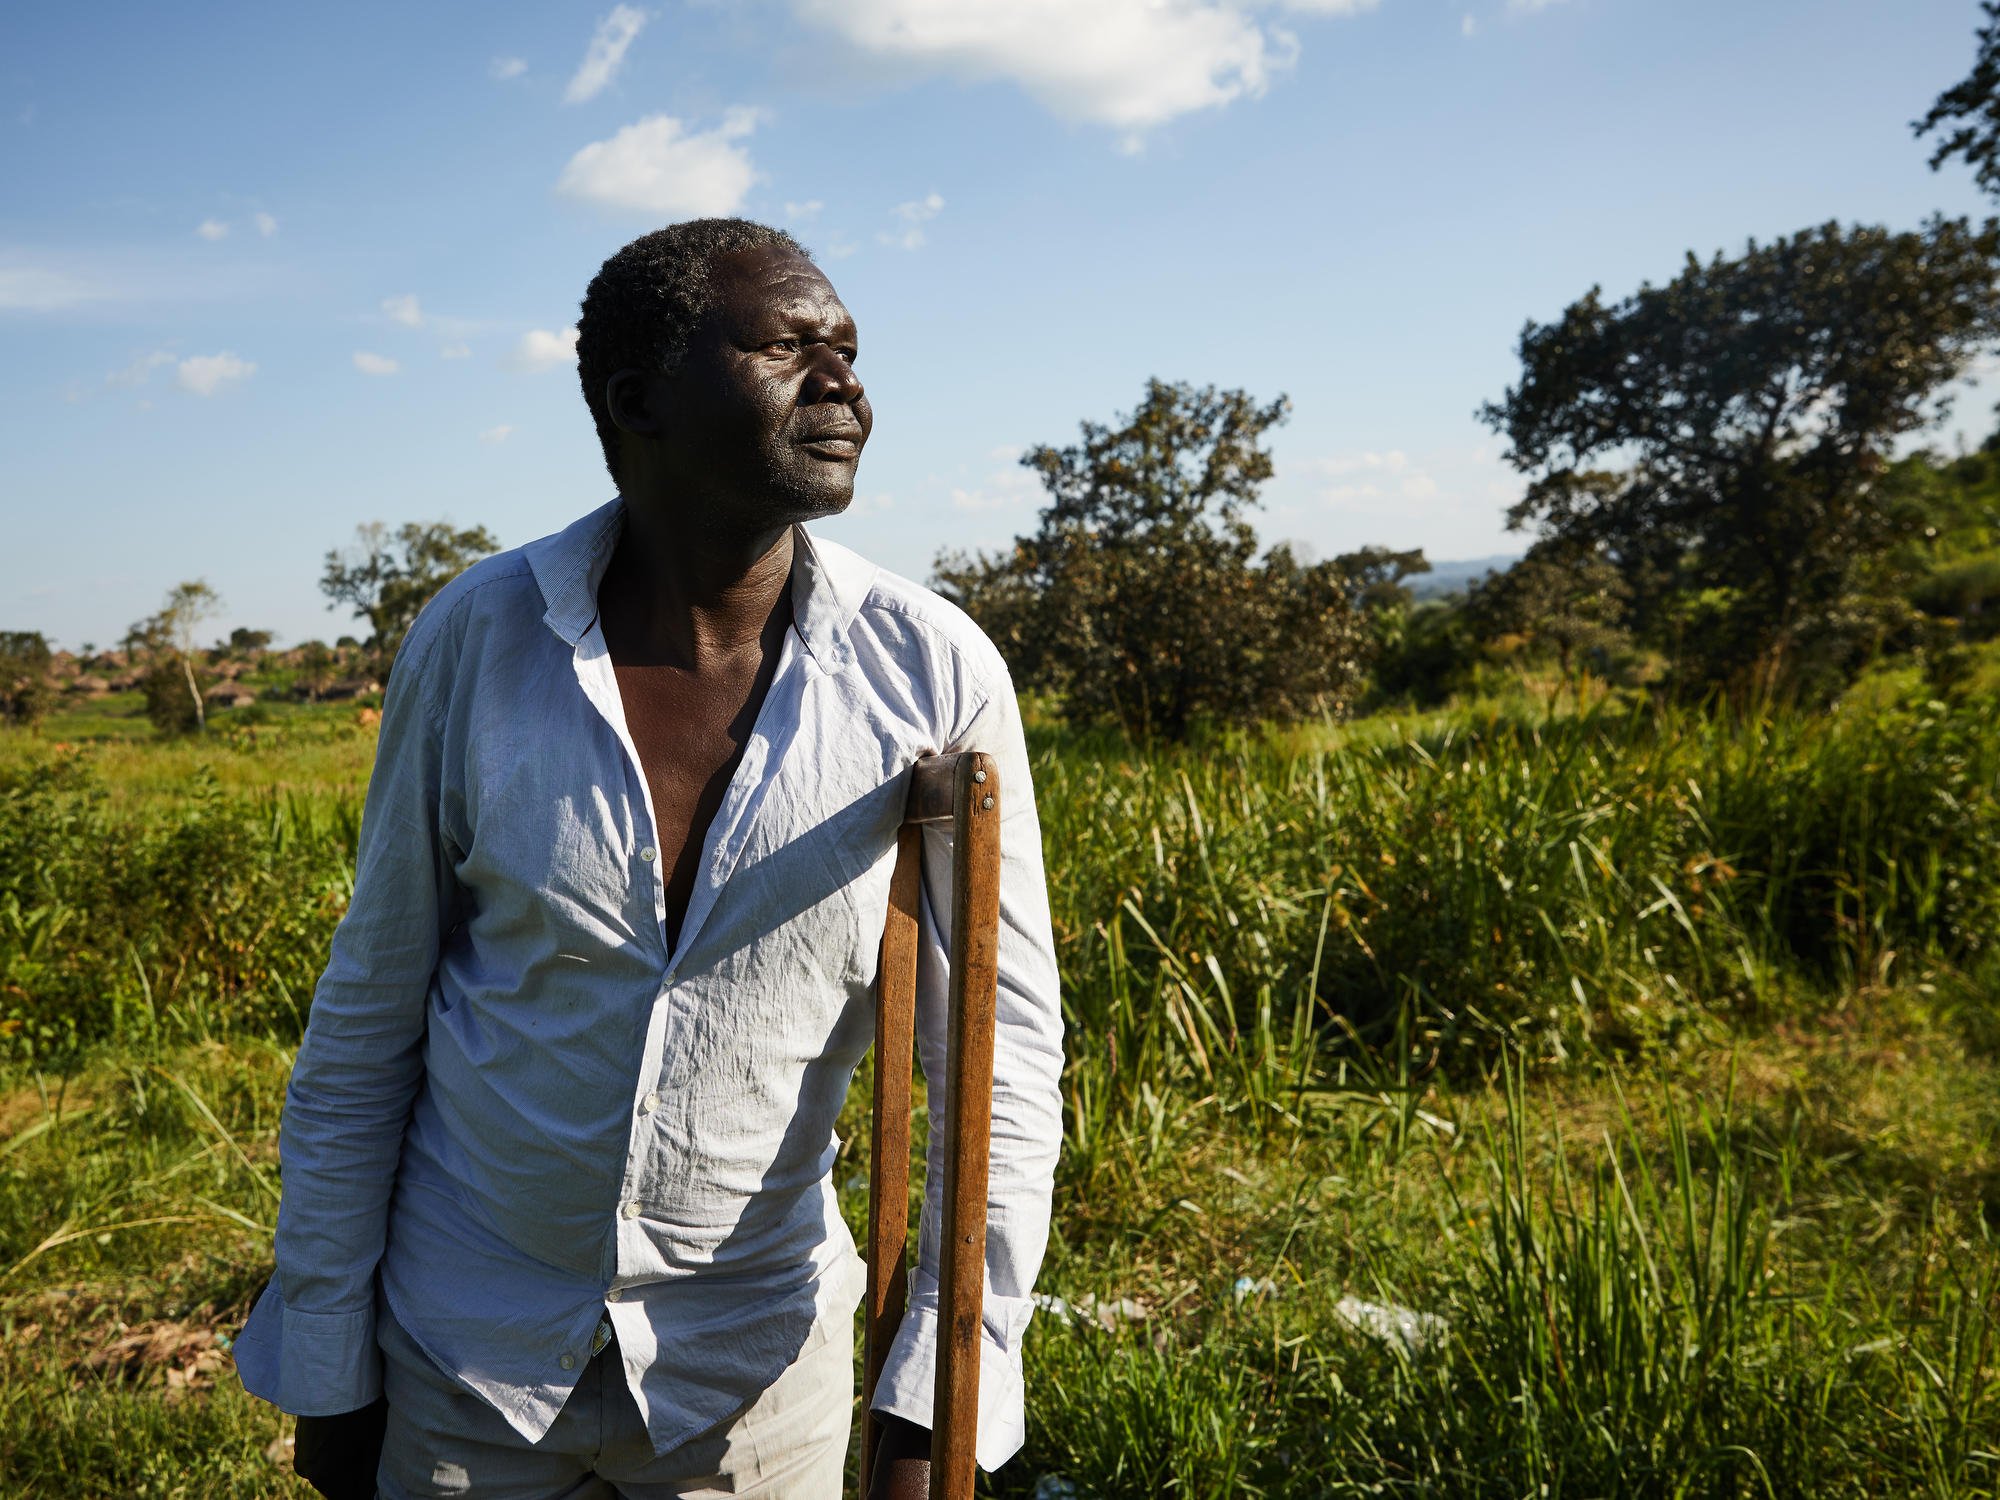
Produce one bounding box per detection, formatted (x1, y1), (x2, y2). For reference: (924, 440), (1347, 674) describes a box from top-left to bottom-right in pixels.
(0, 519), (497, 736)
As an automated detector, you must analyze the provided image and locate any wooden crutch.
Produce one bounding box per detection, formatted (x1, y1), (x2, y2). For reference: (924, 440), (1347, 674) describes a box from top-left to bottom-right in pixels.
(862, 751), (1003, 1500)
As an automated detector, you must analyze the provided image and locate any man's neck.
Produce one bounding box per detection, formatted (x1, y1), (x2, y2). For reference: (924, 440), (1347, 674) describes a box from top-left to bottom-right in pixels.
(598, 495), (796, 671)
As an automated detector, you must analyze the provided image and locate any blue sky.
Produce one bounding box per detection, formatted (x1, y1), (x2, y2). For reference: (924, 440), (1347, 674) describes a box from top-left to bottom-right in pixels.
(3, 0), (1996, 650)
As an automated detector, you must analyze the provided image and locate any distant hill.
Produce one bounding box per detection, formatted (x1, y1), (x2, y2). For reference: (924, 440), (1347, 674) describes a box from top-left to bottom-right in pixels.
(1411, 553), (1519, 600)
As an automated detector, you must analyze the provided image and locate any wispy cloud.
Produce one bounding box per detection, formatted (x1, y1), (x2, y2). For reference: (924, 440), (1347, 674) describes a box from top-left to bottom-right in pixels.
(353, 351), (400, 376)
(950, 449), (1041, 511)
(381, 293), (423, 327)
(253, 211), (278, 237)
(0, 264), (108, 312)
(491, 56), (528, 81)
(480, 424), (515, 445)
(507, 326), (580, 372)
(556, 108), (762, 217)
(788, 0), (1372, 141)
(565, 5), (647, 104)
(440, 342), (472, 359)
(879, 192), (944, 250)
(195, 218), (229, 241)
(176, 352), (255, 396)
(783, 199), (824, 223)
(106, 350), (176, 388)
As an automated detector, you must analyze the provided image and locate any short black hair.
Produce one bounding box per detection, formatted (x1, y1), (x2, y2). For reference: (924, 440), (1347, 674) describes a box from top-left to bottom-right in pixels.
(576, 217), (811, 483)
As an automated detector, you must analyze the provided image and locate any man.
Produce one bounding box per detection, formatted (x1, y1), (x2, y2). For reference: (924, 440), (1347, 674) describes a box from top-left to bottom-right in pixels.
(232, 218), (1065, 1499)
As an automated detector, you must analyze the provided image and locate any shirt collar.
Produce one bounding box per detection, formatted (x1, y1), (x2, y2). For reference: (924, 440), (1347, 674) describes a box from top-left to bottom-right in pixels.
(523, 495), (876, 671)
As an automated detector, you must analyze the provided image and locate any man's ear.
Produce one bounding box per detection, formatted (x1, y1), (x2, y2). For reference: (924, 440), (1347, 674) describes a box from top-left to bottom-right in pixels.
(605, 369), (664, 440)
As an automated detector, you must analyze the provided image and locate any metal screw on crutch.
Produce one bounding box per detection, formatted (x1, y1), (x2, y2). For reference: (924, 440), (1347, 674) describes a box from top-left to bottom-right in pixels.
(862, 751), (1002, 1500)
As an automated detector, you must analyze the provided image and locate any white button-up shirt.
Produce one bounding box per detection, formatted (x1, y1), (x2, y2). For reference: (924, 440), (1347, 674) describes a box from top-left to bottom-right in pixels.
(232, 498), (1065, 1472)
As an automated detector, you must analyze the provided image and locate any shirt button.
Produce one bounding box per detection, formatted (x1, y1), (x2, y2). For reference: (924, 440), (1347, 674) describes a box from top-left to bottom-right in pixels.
(639, 1091), (660, 1114)
(559, 1353), (575, 1371)
(607, 1287), (624, 1303)
(621, 1201), (641, 1220)
(639, 846), (657, 863)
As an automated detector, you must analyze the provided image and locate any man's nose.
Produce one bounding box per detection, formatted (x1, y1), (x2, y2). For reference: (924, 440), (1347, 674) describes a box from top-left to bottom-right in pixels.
(802, 347), (864, 406)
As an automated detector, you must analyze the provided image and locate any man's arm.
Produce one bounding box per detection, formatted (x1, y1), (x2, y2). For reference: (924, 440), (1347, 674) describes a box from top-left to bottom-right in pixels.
(232, 620), (460, 1422)
(869, 666), (1066, 1474)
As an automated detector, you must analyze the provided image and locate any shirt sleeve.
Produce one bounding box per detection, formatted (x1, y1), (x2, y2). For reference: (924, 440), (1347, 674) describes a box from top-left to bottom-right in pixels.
(231, 631), (460, 1416)
(867, 665), (1065, 1472)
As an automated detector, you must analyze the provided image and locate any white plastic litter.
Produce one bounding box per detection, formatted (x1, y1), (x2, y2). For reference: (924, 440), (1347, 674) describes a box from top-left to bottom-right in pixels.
(1333, 1295), (1449, 1355)
(1033, 1291), (1148, 1330)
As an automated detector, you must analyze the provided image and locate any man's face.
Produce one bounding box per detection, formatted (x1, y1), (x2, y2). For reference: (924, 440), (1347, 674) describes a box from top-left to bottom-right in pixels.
(661, 246), (871, 529)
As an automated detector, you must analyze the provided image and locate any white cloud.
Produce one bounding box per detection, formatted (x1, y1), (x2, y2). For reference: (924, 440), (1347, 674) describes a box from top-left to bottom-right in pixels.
(1288, 441), (1524, 558)
(440, 342), (472, 359)
(879, 191), (944, 250)
(1461, 13), (1478, 35)
(1507, 0), (1569, 10)
(784, 199), (824, 223)
(106, 350), (176, 388)
(381, 293), (423, 327)
(195, 218), (229, 241)
(508, 326), (580, 372)
(565, 5), (647, 104)
(176, 352), (254, 396)
(556, 108), (762, 217)
(1318, 449), (1412, 477)
(480, 424), (515, 444)
(253, 211), (278, 237)
(491, 56), (528, 81)
(0, 265), (106, 311)
(787, 0), (1369, 136)
(353, 351), (400, 376)
(822, 234), (859, 259)
(950, 450), (1041, 511)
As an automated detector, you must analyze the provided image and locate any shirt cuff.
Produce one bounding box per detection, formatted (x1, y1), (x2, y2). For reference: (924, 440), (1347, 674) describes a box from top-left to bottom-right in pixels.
(867, 1272), (1031, 1472)
(231, 1278), (384, 1417)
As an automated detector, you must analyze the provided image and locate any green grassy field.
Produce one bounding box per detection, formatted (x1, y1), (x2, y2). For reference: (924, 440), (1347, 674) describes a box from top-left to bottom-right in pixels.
(1, 689), (1995, 1496)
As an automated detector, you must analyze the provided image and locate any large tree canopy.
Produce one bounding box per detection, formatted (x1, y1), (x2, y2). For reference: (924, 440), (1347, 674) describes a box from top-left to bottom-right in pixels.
(936, 379), (1374, 741)
(1481, 217), (2000, 691)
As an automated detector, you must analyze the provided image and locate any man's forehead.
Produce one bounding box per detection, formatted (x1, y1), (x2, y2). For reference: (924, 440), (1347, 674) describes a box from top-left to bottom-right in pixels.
(712, 247), (849, 323)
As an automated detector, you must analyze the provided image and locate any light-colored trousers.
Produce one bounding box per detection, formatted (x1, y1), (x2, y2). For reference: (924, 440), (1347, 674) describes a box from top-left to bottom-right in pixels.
(374, 1297), (853, 1499)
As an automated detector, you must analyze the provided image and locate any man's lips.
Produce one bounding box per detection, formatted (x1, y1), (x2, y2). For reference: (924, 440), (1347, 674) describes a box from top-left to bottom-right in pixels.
(796, 432), (862, 459)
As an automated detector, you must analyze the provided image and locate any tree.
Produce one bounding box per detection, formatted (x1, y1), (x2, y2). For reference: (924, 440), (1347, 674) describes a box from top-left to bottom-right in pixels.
(226, 626), (274, 656)
(934, 379), (1372, 740)
(295, 639), (337, 701)
(1468, 544), (1631, 698)
(1329, 546), (1431, 614)
(126, 580), (222, 734)
(1481, 217), (2000, 696)
(0, 632), (55, 727)
(1916, 2), (2000, 199)
(320, 520), (499, 675)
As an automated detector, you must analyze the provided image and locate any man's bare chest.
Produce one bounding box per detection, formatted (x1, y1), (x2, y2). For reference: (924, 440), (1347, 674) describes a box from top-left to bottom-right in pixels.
(610, 658), (769, 947)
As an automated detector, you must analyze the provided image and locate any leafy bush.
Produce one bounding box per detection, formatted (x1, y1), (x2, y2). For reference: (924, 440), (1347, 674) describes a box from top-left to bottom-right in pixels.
(0, 755), (357, 1058)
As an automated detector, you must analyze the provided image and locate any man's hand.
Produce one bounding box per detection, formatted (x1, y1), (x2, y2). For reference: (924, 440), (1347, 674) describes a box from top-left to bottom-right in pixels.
(292, 1396), (389, 1500)
(866, 1412), (932, 1500)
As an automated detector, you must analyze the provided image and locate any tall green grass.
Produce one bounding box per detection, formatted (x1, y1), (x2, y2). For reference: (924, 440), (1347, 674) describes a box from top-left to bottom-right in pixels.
(5, 696), (1996, 1083)
(0, 695), (1997, 1494)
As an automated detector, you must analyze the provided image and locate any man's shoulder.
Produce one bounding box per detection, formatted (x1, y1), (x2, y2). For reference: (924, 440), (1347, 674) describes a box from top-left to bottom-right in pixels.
(817, 535), (1012, 696)
(395, 548), (541, 680)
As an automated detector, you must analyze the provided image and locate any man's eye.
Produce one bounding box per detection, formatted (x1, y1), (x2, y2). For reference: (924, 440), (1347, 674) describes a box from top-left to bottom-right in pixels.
(767, 338), (802, 354)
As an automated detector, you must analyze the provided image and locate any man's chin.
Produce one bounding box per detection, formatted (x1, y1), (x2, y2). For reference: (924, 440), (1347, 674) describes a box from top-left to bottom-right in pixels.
(777, 479), (855, 524)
